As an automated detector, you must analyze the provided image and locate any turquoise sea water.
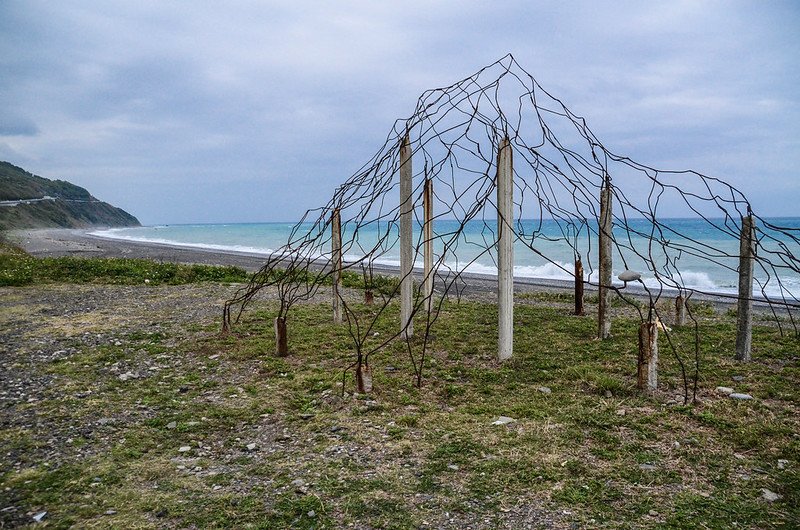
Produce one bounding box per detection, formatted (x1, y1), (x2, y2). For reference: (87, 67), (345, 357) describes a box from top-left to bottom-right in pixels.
(91, 218), (800, 299)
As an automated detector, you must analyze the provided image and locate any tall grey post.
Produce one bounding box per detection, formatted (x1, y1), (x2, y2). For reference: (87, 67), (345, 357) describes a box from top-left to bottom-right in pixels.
(497, 137), (514, 362)
(399, 134), (414, 338)
(331, 208), (343, 324)
(423, 177), (434, 313)
(735, 214), (755, 361)
(598, 178), (613, 339)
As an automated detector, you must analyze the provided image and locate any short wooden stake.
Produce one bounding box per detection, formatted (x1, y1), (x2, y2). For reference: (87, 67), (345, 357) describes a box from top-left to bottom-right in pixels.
(674, 294), (687, 327)
(598, 178), (613, 339)
(735, 214), (755, 361)
(356, 363), (373, 393)
(331, 209), (343, 324)
(637, 320), (658, 392)
(399, 133), (414, 338)
(574, 258), (585, 316)
(497, 136), (514, 362)
(274, 317), (289, 357)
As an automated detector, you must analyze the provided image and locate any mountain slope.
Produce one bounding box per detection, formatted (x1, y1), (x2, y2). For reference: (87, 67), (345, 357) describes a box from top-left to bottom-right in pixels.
(0, 161), (140, 229)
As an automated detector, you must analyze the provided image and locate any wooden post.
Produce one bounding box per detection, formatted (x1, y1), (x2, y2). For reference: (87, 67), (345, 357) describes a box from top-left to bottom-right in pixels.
(399, 133), (414, 338)
(574, 258), (585, 316)
(637, 319), (658, 392)
(497, 136), (514, 362)
(735, 214), (755, 361)
(674, 294), (686, 327)
(423, 177), (434, 313)
(598, 177), (613, 339)
(274, 317), (289, 357)
(331, 209), (343, 324)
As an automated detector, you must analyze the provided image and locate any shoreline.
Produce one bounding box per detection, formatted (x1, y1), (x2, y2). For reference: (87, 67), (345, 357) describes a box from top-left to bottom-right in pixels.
(5, 227), (790, 312)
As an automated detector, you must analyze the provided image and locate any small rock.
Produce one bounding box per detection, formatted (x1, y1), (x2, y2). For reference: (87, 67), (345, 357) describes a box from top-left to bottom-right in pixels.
(118, 372), (137, 382)
(491, 416), (516, 425)
(104, 509), (117, 515)
(178, 446), (191, 453)
(672, 441), (680, 449)
(734, 453), (746, 460)
(731, 375), (745, 382)
(615, 408), (626, 416)
(166, 421), (177, 429)
(209, 354), (220, 360)
(639, 463), (657, 471)
(291, 479), (305, 488)
(307, 510), (316, 517)
(447, 464), (459, 471)
(648, 510), (658, 517)
(212, 485), (222, 491)
(604, 390), (612, 398)
(114, 340), (122, 346)
(761, 488), (781, 502)
(729, 393), (753, 400)
(246, 443), (257, 451)
(299, 413), (314, 420)
(716, 386), (734, 395)
(618, 270), (642, 282)
(330, 426), (343, 433)
(537, 386), (552, 394)
(32, 511), (47, 523)
(777, 459), (789, 470)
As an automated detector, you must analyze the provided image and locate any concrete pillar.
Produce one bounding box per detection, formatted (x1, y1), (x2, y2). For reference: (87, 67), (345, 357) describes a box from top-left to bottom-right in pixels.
(423, 177), (434, 313)
(497, 136), (514, 362)
(331, 208), (343, 324)
(735, 214), (755, 361)
(399, 133), (414, 338)
(598, 178), (613, 339)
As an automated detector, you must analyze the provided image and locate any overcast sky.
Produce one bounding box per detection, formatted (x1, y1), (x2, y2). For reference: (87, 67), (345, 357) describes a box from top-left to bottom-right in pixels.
(1, 1), (798, 224)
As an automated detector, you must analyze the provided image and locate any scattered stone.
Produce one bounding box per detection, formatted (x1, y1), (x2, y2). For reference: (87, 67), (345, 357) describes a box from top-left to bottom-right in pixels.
(307, 510), (316, 517)
(32, 511), (47, 523)
(716, 386), (734, 395)
(777, 459), (789, 470)
(212, 485), (222, 491)
(209, 354), (220, 360)
(330, 426), (343, 433)
(246, 443), (257, 451)
(729, 393), (753, 400)
(732, 375), (745, 382)
(166, 421), (177, 430)
(648, 510), (658, 517)
(178, 446), (191, 453)
(491, 416), (516, 425)
(447, 464), (459, 471)
(118, 371), (137, 382)
(672, 441), (680, 449)
(299, 413), (314, 420)
(761, 488), (781, 502)
(604, 390), (612, 398)
(104, 509), (117, 515)
(114, 340), (122, 346)
(639, 463), (657, 471)
(615, 408), (626, 416)
(537, 386), (552, 394)
(291, 479), (305, 487)
(734, 453), (746, 460)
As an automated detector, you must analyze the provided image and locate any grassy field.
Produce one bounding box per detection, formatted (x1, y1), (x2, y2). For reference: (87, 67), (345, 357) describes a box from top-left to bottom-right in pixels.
(1, 250), (798, 528)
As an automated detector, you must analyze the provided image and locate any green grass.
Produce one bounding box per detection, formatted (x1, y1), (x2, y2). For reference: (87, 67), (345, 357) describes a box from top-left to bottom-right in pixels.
(0, 250), (248, 286)
(1, 274), (798, 528)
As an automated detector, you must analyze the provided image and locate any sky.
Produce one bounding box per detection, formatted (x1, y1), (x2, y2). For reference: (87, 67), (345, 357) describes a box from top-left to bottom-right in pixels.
(1, 1), (798, 225)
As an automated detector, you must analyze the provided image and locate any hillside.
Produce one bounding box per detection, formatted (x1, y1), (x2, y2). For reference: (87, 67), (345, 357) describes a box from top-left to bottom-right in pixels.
(0, 161), (140, 229)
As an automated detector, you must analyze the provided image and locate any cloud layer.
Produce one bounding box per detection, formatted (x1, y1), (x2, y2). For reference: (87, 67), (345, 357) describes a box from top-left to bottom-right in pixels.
(1, 1), (798, 223)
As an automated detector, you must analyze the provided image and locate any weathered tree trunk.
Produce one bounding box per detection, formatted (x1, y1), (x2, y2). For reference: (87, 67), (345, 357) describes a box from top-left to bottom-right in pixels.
(574, 258), (585, 316)
(674, 294), (686, 327)
(598, 178), (613, 339)
(735, 214), (755, 361)
(364, 290), (374, 305)
(274, 317), (289, 357)
(356, 362), (373, 393)
(497, 136), (514, 362)
(637, 320), (658, 392)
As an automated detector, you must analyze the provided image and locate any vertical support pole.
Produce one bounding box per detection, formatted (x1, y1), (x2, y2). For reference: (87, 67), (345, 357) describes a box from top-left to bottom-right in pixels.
(497, 136), (514, 362)
(674, 294), (687, 327)
(423, 177), (434, 313)
(598, 177), (613, 339)
(735, 214), (755, 361)
(331, 208), (343, 324)
(574, 258), (585, 316)
(637, 319), (658, 392)
(399, 133), (414, 338)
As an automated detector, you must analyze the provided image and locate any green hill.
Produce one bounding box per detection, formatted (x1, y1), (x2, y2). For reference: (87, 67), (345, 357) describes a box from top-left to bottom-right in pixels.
(0, 161), (140, 229)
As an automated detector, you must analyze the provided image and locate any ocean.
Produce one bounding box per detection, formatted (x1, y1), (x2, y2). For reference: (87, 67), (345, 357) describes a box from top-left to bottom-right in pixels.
(91, 218), (800, 299)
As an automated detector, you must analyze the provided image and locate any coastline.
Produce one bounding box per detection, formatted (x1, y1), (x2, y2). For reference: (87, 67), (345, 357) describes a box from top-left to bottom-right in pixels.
(4, 227), (779, 311)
